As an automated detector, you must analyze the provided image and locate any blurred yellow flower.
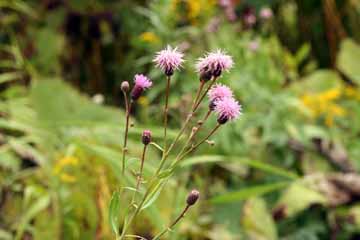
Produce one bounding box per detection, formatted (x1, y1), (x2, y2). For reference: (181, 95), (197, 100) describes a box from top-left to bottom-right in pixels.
(138, 96), (149, 106)
(139, 32), (159, 44)
(171, 0), (216, 23)
(60, 173), (77, 183)
(300, 87), (346, 127)
(53, 156), (79, 183)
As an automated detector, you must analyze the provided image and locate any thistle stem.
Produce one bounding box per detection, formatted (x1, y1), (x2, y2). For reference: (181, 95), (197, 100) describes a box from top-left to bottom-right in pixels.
(191, 80), (205, 111)
(172, 123), (221, 168)
(122, 91), (132, 175)
(131, 145), (148, 204)
(192, 77), (217, 113)
(174, 109), (212, 163)
(152, 205), (191, 240)
(163, 76), (171, 153)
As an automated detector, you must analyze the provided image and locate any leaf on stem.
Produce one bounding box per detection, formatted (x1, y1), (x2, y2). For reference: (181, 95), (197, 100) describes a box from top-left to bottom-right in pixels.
(109, 191), (121, 235)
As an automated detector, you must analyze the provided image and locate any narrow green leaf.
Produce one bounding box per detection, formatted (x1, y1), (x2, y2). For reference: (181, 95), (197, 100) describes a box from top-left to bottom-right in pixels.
(109, 191), (121, 235)
(211, 182), (290, 204)
(180, 155), (298, 179)
(15, 195), (50, 240)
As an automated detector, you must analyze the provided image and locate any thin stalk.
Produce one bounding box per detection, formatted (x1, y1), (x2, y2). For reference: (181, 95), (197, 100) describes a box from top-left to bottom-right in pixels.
(172, 123), (221, 168)
(192, 77), (217, 113)
(152, 205), (190, 240)
(174, 109), (212, 163)
(122, 91), (132, 175)
(163, 76), (171, 153)
(131, 145), (148, 204)
(191, 80), (205, 111)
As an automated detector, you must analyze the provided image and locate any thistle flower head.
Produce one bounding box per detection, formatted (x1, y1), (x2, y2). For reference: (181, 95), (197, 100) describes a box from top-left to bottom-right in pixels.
(142, 130), (152, 145)
(208, 84), (234, 102)
(214, 97), (242, 124)
(153, 45), (184, 76)
(186, 189), (200, 206)
(196, 50), (233, 79)
(134, 74), (152, 89)
(131, 74), (152, 100)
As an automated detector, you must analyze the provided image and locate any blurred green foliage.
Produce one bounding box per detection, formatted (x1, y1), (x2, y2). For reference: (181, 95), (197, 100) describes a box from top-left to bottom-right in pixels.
(1, 0), (360, 239)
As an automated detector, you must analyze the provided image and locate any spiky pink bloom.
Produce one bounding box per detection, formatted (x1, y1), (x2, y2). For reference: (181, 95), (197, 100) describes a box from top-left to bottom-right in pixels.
(196, 50), (233, 79)
(214, 97), (242, 124)
(134, 74), (152, 89)
(208, 84), (233, 102)
(153, 45), (184, 76)
(131, 74), (152, 100)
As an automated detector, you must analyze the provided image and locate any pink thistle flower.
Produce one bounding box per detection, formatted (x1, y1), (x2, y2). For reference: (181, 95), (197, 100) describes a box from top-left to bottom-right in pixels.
(153, 45), (184, 76)
(196, 50), (233, 80)
(260, 7), (273, 20)
(208, 84), (234, 111)
(214, 97), (242, 124)
(208, 84), (233, 102)
(131, 74), (152, 100)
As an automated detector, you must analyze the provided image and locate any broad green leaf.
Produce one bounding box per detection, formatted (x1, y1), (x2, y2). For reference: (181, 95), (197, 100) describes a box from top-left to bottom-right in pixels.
(275, 180), (327, 217)
(211, 182), (290, 204)
(109, 191), (121, 235)
(0, 72), (23, 84)
(337, 39), (360, 84)
(242, 197), (278, 240)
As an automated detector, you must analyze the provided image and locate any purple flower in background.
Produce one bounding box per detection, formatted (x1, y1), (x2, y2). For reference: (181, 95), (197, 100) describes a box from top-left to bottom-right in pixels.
(214, 97), (242, 124)
(260, 7), (273, 20)
(153, 46), (184, 76)
(131, 74), (152, 100)
(196, 50), (233, 80)
(248, 40), (259, 52)
(242, 6), (257, 28)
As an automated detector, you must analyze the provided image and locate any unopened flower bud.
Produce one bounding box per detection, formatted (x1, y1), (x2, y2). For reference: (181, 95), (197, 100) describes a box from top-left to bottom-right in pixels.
(131, 85), (144, 101)
(209, 100), (216, 111)
(200, 71), (212, 82)
(121, 81), (130, 92)
(186, 189), (200, 206)
(142, 130), (152, 145)
(217, 114), (229, 124)
(165, 67), (174, 76)
(206, 140), (215, 146)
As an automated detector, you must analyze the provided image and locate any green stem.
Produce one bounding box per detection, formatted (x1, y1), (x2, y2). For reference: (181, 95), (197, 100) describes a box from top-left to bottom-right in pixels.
(192, 77), (217, 113)
(122, 92), (132, 175)
(152, 205), (190, 240)
(131, 145), (147, 204)
(172, 123), (221, 168)
(163, 76), (171, 153)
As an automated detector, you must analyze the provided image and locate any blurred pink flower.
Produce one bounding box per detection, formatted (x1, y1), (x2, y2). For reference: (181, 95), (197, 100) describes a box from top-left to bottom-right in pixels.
(153, 45), (184, 76)
(196, 50), (233, 78)
(260, 7), (273, 20)
(248, 40), (259, 52)
(214, 97), (242, 124)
